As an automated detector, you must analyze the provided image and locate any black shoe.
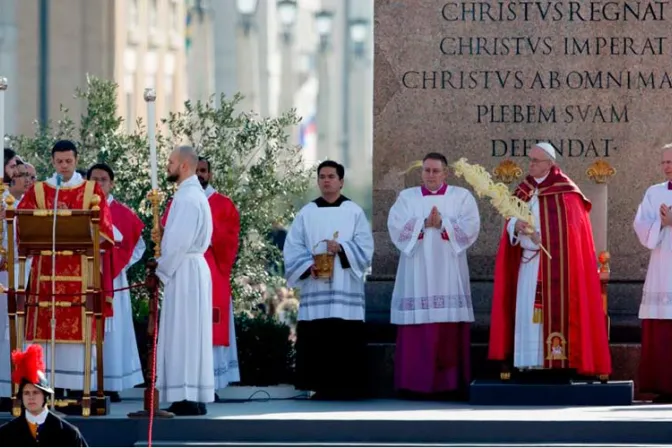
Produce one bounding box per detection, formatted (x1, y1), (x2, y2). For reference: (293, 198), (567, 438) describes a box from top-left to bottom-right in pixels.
(197, 402), (207, 415)
(163, 400), (202, 416)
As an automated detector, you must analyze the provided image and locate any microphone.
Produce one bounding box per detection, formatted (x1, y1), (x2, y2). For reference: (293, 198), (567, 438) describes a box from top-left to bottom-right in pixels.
(49, 172), (63, 407)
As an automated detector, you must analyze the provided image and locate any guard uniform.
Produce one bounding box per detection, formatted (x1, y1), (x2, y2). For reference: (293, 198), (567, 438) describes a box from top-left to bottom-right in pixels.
(0, 345), (87, 446)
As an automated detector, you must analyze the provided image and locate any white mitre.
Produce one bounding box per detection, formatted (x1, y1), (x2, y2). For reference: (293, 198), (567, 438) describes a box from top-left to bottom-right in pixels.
(534, 142), (556, 160)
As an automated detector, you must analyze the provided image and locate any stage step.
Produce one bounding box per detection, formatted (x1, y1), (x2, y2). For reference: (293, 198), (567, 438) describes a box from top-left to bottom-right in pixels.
(470, 380), (634, 406)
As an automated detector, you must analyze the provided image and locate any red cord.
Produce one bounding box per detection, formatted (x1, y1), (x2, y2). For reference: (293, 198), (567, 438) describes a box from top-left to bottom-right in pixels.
(147, 285), (160, 447)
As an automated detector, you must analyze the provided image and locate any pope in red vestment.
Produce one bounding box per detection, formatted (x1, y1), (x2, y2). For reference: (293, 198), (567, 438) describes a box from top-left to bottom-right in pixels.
(161, 184), (239, 348)
(18, 176), (115, 343)
(488, 143), (611, 377)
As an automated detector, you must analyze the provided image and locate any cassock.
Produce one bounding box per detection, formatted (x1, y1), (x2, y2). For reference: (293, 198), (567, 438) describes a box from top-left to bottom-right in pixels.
(155, 175), (214, 404)
(17, 172), (115, 390)
(1, 190), (32, 397)
(633, 180), (672, 396)
(489, 166), (611, 376)
(0, 408), (88, 447)
(102, 194), (145, 392)
(387, 184), (480, 395)
(283, 195), (374, 398)
(161, 184), (241, 391)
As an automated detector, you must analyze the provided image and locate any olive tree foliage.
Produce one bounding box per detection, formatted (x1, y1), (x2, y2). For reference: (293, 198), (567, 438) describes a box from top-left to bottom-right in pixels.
(9, 76), (312, 318)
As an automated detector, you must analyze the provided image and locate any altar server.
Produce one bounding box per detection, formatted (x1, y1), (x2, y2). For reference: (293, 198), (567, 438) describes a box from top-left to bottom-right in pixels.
(634, 144), (672, 402)
(284, 160), (374, 400)
(87, 163), (145, 400)
(154, 146), (214, 415)
(388, 152), (480, 398)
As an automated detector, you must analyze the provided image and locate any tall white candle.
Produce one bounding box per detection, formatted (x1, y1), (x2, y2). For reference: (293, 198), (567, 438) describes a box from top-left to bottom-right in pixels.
(144, 88), (158, 190)
(0, 77), (7, 180)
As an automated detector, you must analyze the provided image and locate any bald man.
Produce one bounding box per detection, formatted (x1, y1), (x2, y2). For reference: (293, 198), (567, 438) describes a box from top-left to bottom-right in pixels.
(154, 146), (214, 415)
(489, 142), (611, 383)
(634, 145), (672, 402)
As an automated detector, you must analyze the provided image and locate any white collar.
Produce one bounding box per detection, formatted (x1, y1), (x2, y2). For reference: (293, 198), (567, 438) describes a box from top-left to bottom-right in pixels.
(534, 173), (549, 185)
(46, 171), (84, 188)
(107, 193), (114, 205)
(204, 184), (216, 198)
(25, 407), (49, 425)
(178, 174), (200, 190)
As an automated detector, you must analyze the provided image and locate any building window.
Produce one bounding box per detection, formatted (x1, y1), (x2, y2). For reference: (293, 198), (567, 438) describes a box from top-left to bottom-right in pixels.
(128, 0), (139, 26)
(165, 75), (174, 116)
(149, 0), (158, 29)
(125, 73), (136, 133)
(169, 0), (179, 32)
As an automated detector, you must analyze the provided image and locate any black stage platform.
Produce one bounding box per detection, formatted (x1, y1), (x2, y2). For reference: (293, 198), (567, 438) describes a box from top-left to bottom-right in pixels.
(470, 380), (634, 406)
(1, 399), (671, 447)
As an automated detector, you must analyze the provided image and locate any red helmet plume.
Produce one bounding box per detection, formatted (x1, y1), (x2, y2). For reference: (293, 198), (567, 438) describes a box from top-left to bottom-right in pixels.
(11, 344), (46, 385)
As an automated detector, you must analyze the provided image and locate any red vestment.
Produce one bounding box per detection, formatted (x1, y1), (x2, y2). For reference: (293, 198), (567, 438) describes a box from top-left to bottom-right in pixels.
(109, 199), (145, 279)
(18, 180), (115, 343)
(161, 188), (240, 346)
(488, 166), (612, 376)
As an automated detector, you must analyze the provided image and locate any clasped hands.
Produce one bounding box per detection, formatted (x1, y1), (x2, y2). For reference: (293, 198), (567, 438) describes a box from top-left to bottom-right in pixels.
(514, 220), (541, 245)
(424, 206), (443, 230)
(660, 204), (672, 227)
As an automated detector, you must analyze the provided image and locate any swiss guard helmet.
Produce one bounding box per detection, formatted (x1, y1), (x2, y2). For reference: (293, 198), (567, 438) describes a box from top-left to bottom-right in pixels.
(11, 344), (54, 398)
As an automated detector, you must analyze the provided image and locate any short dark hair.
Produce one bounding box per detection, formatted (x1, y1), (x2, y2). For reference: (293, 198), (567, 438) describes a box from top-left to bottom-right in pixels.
(86, 163), (115, 181)
(4, 148), (16, 168)
(15, 159), (24, 166)
(422, 152), (448, 166)
(317, 160), (345, 180)
(51, 140), (78, 157)
(198, 156), (211, 172)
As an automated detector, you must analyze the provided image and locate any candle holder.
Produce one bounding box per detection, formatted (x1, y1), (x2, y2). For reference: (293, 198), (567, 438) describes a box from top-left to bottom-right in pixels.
(148, 189), (162, 258)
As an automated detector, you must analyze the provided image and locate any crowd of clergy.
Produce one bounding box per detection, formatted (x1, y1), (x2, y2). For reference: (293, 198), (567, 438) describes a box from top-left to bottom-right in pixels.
(0, 138), (671, 431)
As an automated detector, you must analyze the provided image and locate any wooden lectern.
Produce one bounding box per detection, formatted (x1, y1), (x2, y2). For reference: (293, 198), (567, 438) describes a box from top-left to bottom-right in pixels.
(5, 194), (109, 417)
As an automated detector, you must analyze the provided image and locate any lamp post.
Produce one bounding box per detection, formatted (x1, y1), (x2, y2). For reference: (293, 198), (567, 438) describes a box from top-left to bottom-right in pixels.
(315, 10), (334, 162)
(277, 0), (297, 44)
(236, 0), (258, 36)
(235, 0), (260, 113)
(349, 18), (369, 58)
(277, 0), (298, 145)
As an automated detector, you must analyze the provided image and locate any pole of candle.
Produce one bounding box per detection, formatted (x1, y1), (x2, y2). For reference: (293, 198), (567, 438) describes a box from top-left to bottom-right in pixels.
(0, 78), (8, 261)
(144, 88), (159, 191)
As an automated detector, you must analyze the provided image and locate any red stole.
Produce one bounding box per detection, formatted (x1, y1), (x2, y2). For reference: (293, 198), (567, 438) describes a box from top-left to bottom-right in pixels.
(488, 166), (611, 375)
(18, 180), (115, 342)
(161, 189), (240, 346)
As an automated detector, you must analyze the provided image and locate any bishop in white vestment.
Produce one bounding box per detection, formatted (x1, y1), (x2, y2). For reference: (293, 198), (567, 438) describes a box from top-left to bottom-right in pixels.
(155, 147), (214, 415)
(284, 161), (374, 400)
(633, 145), (672, 402)
(388, 153), (480, 397)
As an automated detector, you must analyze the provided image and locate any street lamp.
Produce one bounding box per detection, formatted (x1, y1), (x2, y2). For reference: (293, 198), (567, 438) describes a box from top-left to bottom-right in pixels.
(315, 10), (334, 52)
(349, 18), (369, 57)
(236, 0), (259, 35)
(277, 0), (298, 43)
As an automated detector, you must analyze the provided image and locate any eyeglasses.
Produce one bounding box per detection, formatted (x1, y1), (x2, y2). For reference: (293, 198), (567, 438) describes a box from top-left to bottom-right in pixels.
(529, 158), (551, 164)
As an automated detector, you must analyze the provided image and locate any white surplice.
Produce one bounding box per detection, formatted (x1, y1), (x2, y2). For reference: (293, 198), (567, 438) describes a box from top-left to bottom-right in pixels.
(388, 186), (480, 325)
(0, 191), (31, 397)
(101, 195), (145, 392)
(506, 174), (547, 369)
(213, 306), (240, 390)
(284, 199), (374, 322)
(634, 182), (672, 319)
(156, 175), (214, 403)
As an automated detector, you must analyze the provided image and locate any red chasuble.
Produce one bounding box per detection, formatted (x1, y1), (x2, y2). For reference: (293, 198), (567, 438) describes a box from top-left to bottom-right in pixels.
(18, 180), (115, 343)
(488, 165), (612, 376)
(161, 188), (240, 346)
(109, 199), (145, 279)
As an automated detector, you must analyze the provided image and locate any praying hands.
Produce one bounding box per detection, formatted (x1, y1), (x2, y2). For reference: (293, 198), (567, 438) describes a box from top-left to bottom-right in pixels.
(424, 206), (442, 229)
(660, 204), (672, 227)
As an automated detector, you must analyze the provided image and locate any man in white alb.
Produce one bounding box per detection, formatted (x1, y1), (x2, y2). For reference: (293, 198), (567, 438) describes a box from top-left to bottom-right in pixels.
(154, 146), (214, 415)
(388, 152), (480, 398)
(284, 160), (374, 400)
(634, 144), (672, 402)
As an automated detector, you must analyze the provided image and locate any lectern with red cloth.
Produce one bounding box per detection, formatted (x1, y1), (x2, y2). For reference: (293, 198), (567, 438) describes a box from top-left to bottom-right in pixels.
(4, 192), (110, 417)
